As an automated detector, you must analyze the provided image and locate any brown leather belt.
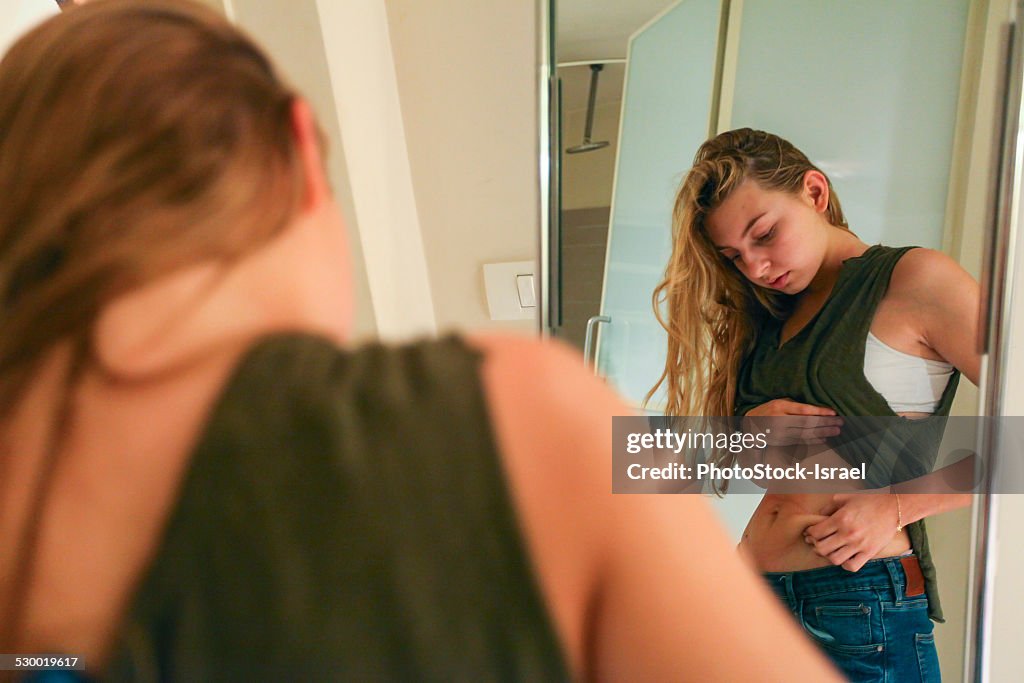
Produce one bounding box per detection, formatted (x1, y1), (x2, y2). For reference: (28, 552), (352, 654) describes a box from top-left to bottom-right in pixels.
(901, 555), (926, 598)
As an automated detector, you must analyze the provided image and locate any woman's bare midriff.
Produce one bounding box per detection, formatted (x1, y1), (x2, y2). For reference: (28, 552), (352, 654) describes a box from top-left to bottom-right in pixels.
(739, 406), (928, 572)
(738, 493), (911, 572)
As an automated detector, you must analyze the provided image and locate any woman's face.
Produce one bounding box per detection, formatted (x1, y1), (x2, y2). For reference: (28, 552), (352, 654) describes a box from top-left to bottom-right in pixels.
(704, 174), (830, 295)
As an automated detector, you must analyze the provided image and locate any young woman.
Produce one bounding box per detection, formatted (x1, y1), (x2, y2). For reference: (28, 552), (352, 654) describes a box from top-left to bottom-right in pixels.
(650, 128), (980, 682)
(0, 3), (843, 681)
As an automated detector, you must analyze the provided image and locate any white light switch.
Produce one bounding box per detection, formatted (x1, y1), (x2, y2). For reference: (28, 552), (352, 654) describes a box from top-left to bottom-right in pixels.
(483, 261), (538, 320)
(516, 274), (536, 308)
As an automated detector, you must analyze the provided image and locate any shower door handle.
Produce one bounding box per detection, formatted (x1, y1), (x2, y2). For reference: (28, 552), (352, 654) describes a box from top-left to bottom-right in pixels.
(583, 315), (611, 373)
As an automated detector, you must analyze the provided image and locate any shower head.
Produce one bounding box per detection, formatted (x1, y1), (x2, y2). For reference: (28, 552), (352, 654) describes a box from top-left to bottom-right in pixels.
(566, 64), (610, 154)
(566, 141), (609, 154)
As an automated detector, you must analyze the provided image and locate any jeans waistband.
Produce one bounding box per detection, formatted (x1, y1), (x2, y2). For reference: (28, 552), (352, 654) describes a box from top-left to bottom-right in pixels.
(762, 555), (919, 604)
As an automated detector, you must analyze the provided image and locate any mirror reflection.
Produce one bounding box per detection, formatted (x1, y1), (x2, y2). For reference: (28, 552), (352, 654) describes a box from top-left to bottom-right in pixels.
(554, 0), (995, 680)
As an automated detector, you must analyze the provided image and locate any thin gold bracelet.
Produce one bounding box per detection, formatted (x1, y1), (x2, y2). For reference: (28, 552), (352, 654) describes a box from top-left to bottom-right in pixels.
(894, 493), (903, 533)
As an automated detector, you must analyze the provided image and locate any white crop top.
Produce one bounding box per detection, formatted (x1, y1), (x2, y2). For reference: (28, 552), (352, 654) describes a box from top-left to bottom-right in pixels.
(863, 332), (954, 414)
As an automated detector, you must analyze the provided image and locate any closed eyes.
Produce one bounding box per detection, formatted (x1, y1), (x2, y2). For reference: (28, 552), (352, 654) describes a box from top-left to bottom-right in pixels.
(724, 225), (775, 263)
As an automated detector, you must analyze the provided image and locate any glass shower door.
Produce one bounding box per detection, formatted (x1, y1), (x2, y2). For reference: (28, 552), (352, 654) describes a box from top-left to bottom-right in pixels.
(593, 0), (723, 411)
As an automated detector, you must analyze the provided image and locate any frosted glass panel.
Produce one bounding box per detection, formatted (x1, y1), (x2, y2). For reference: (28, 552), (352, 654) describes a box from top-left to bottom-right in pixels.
(730, 0), (970, 248)
(597, 0), (722, 408)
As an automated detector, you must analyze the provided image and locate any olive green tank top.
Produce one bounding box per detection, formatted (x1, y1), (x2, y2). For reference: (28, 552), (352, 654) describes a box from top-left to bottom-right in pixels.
(734, 245), (960, 622)
(104, 334), (571, 681)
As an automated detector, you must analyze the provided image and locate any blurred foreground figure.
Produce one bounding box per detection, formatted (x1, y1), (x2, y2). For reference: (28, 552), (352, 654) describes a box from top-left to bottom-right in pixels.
(0, 2), (841, 680)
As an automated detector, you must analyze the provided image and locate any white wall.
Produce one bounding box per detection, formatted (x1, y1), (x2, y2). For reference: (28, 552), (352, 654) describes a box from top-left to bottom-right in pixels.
(240, 0), (541, 337)
(228, 0), (380, 342)
(385, 0), (540, 334)
(0, 0), (59, 57)
(314, 0), (440, 342)
(228, 0), (448, 343)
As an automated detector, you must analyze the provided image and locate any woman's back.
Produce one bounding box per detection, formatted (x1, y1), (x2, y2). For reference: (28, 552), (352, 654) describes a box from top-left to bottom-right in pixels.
(97, 334), (571, 680)
(1, 332), (283, 671)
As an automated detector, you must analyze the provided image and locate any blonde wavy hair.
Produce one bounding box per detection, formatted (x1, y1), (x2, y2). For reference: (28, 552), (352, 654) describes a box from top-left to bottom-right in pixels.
(646, 129), (848, 417)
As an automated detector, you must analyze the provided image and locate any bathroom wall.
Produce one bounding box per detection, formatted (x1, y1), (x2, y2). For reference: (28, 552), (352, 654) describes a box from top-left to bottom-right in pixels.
(385, 0), (540, 334)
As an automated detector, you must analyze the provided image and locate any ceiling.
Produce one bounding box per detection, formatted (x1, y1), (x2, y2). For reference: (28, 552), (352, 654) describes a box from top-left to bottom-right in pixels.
(554, 0), (675, 111)
(556, 0), (675, 63)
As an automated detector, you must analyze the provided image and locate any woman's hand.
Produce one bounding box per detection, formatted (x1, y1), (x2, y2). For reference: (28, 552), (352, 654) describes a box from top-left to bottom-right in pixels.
(744, 398), (843, 445)
(803, 493), (901, 572)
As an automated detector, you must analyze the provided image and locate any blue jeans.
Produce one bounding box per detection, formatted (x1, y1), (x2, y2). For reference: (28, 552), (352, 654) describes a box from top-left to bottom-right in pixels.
(764, 556), (940, 682)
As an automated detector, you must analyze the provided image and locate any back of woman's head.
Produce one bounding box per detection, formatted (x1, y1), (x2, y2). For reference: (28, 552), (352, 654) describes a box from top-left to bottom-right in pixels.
(0, 0), (306, 416)
(648, 128), (847, 416)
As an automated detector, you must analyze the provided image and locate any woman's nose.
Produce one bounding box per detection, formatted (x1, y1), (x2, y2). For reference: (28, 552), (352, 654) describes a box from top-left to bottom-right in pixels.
(746, 253), (770, 278)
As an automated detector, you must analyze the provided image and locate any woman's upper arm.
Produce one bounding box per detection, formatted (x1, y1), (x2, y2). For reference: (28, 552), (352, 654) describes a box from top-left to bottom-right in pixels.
(896, 248), (982, 385)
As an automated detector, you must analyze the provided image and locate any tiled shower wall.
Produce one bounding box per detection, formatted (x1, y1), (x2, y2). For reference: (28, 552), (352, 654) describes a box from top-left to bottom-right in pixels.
(553, 207), (610, 351)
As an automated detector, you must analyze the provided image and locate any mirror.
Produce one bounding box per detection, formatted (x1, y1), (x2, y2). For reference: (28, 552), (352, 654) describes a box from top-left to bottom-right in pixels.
(547, 0), (1013, 680)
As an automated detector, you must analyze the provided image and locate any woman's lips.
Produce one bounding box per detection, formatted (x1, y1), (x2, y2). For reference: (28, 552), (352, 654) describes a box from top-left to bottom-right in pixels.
(768, 272), (789, 289)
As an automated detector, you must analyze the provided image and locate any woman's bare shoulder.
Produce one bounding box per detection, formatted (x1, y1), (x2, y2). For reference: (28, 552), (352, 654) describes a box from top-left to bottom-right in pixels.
(465, 332), (632, 421)
(461, 333), (629, 676)
(888, 247), (981, 383)
(463, 332), (632, 482)
(889, 247), (975, 301)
